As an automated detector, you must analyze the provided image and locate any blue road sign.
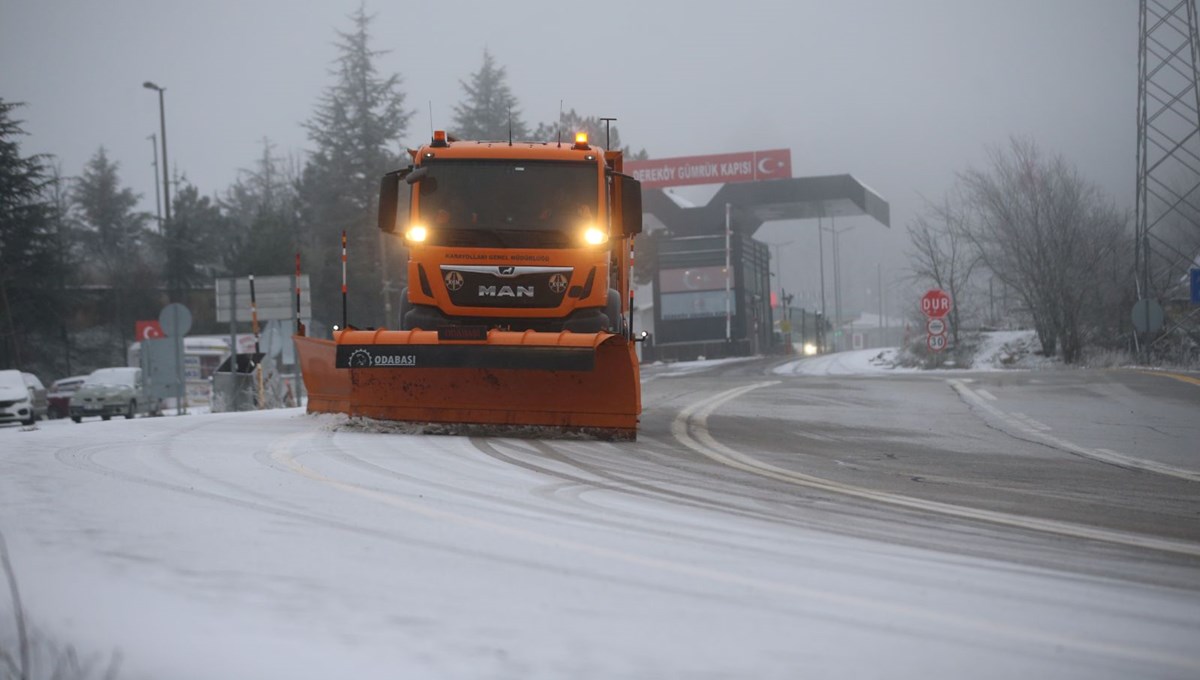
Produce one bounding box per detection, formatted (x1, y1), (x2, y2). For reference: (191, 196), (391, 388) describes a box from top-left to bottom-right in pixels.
(1192, 268), (1200, 305)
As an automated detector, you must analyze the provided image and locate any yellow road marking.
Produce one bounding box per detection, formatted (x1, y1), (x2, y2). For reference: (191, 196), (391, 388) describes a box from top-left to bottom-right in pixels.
(1139, 370), (1200, 388)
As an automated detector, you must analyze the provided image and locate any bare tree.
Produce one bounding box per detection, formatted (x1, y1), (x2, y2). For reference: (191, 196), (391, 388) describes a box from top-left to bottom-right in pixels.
(905, 190), (979, 345)
(959, 137), (1128, 363)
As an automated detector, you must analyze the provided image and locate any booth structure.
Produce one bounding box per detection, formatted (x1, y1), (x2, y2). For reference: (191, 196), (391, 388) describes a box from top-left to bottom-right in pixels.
(641, 174), (890, 362)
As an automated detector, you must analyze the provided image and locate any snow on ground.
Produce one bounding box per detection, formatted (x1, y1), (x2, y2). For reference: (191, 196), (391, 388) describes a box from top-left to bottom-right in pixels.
(645, 355), (759, 376)
(775, 330), (1043, 376)
(774, 347), (917, 376)
(2, 382), (1198, 678)
(969, 330), (1046, 370)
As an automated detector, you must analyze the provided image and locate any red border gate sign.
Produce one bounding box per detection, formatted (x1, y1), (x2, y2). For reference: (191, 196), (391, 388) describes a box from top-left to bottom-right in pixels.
(625, 149), (792, 189)
(920, 289), (952, 318)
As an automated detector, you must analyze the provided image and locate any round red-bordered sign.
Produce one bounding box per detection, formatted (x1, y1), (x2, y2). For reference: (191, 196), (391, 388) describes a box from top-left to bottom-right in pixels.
(927, 333), (948, 352)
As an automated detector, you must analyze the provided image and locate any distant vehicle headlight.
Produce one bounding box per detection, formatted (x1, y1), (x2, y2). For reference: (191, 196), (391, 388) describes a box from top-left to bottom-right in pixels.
(803, 343), (818, 356)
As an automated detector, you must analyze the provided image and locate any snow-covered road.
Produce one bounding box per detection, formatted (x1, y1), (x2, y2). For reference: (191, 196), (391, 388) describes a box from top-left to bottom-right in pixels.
(2, 359), (1199, 679)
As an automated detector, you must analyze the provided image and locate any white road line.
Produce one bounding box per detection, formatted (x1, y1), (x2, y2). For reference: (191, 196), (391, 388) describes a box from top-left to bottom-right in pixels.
(949, 379), (1200, 483)
(976, 389), (998, 401)
(672, 382), (1200, 558)
(1012, 412), (1052, 432)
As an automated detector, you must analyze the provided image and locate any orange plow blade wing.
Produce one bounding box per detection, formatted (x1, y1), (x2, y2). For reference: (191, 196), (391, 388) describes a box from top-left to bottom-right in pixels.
(294, 330), (641, 439)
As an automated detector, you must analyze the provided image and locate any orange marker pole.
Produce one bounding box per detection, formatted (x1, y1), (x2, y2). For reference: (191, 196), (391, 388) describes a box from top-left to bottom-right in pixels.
(294, 252), (304, 336)
(341, 230), (348, 331)
(249, 274), (264, 408)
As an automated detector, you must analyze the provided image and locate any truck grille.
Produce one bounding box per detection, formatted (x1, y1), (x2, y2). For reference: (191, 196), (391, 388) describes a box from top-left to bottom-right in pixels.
(440, 265), (573, 309)
(432, 229), (575, 249)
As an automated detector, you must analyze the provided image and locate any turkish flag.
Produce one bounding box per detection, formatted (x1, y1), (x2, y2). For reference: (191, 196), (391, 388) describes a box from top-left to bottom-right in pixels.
(136, 320), (164, 340)
(752, 149), (792, 180)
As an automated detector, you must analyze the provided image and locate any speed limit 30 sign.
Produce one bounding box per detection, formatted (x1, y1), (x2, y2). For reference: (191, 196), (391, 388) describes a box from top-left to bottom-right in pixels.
(927, 333), (948, 352)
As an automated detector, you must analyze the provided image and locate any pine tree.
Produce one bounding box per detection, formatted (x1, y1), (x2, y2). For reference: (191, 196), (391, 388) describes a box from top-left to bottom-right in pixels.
(74, 148), (148, 275)
(72, 146), (156, 363)
(166, 181), (225, 287)
(221, 138), (299, 277)
(451, 49), (529, 142)
(0, 99), (64, 373)
(298, 5), (412, 328)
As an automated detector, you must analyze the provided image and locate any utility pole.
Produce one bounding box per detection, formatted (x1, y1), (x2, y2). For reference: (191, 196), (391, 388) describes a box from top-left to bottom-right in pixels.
(826, 218), (855, 352)
(877, 263), (883, 347)
(764, 239), (793, 345)
(832, 215), (841, 350)
(817, 212), (827, 352)
(724, 203), (732, 343)
(148, 133), (162, 230)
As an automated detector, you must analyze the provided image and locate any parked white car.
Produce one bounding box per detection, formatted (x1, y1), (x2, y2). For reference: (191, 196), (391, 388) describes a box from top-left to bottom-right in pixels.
(69, 367), (155, 422)
(0, 369), (47, 426)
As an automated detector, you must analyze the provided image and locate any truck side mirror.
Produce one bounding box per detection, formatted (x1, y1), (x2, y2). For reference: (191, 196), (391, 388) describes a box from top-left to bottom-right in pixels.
(378, 168), (414, 233)
(619, 174), (642, 236)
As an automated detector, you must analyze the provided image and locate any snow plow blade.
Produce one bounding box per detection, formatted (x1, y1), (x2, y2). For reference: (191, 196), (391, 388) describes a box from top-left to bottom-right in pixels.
(294, 329), (641, 439)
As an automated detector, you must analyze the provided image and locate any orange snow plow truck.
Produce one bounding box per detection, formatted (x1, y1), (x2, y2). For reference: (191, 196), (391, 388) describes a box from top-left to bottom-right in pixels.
(294, 131), (644, 439)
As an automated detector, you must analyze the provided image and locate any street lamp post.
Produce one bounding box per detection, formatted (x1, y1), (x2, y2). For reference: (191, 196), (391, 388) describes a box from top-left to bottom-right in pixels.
(142, 82), (170, 225)
(143, 81), (174, 300)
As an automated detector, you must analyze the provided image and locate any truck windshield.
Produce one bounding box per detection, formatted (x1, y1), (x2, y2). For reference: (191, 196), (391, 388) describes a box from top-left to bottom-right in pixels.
(416, 160), (599, 233)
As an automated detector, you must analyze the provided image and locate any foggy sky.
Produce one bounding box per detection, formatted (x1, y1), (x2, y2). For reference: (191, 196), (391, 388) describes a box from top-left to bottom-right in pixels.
(0, 0), (1135, 319)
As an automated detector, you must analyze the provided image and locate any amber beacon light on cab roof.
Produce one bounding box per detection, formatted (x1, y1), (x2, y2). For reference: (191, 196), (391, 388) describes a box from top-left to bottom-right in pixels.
(294, 130), (645, 440)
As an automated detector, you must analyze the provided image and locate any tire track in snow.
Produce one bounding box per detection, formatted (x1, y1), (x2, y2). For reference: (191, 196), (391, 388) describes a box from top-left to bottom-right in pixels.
(48, 421), (557, 569)
(267, 421), (1200, 674)
(466, 437), (828, 561)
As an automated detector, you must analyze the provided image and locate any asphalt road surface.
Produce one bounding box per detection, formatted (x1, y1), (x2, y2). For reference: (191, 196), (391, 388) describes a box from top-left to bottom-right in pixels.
(643, 359), (1200, 581)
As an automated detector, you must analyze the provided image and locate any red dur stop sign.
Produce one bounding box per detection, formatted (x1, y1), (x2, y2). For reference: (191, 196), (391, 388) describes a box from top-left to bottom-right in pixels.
(920, 289), (952, 318)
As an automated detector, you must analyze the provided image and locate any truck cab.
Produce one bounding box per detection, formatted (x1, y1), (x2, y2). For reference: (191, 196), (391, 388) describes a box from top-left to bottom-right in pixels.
(379, 131), (641, 335)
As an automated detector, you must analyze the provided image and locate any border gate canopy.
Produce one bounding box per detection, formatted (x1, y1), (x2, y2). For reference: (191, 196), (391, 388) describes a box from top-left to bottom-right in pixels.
(643, 174), (890, 237)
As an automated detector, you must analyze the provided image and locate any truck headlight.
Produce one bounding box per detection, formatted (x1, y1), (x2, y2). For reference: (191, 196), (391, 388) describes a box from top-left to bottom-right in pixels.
(583, 226), (608, 245)
(405, 225), (428, 243)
